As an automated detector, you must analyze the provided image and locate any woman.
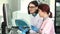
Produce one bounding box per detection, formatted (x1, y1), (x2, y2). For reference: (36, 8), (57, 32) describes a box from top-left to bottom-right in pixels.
(19, 1), (39, 34)
(28, 1), (43, 34)
(38, 4), (55, 34)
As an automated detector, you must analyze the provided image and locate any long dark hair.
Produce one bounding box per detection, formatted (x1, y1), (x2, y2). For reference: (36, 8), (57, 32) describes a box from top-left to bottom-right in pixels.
(28, 1), (38, 14)
(38, 4), (52, 18)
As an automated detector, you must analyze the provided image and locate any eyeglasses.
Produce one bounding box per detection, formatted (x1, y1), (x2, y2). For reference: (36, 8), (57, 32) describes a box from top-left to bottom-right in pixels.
(29, 6), (36, 8)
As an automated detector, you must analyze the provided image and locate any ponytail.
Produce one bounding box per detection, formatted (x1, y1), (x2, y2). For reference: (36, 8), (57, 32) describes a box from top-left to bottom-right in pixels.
(49, 12), (52, 18)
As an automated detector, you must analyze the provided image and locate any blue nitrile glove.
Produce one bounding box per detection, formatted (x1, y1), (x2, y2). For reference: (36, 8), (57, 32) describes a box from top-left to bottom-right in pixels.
(19, 26), (29, 34)
(22, 28), (29, 34)
(31, 25), (39, 33)
(23, 28), (29, 32)
(22, 32), (25, 34)
(19, 26), (24, 31)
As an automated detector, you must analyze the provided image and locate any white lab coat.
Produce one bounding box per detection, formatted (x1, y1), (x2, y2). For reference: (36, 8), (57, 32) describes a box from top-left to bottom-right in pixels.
(30, 14), (43, 34)
(40, 17), (55, 34)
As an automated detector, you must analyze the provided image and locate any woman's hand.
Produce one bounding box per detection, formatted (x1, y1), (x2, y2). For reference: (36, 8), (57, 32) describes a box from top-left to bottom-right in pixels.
(31, 25), (39, 33)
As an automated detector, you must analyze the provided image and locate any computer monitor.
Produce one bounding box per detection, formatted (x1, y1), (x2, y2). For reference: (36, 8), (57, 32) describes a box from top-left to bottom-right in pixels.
(2, 3), (12, 28)
(2, 3), (7, 26)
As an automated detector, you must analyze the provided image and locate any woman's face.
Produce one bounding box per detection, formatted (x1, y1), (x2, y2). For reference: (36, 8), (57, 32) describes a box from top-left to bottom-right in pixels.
(38, 9), (45, 17)
(29, 3), (38, 14)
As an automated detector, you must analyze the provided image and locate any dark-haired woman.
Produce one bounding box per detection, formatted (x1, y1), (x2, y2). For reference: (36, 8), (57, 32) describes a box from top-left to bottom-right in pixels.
(38, 4), (55, 34)
(28, 1), (43, 34)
